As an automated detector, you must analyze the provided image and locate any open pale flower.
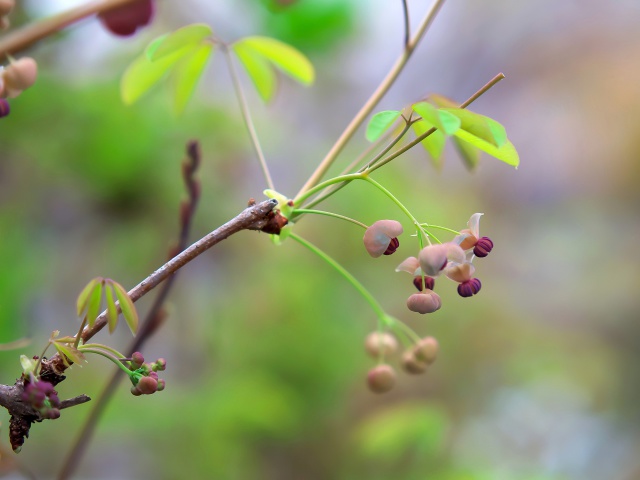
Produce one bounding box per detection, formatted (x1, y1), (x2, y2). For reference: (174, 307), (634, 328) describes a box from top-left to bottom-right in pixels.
(456, 213), (494, 257)
(418, 243), (465, 277)
(445, 262), (481, 297)
(395, 256), (435, 291)
(406, 289), (442, 314)
(363, 220), (403, 258)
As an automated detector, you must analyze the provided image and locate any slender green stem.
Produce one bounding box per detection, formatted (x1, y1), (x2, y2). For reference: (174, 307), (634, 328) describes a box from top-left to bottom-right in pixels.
(223, 46), (275, 190)
(294, 0), (447, 199)
(292, 209), (367, 229)
(79, 343), (126, 360)
(73, 316), (87, 349)
(294, 173), (365, 206)
(421, 223), (461, 236)
(289, 233), (391, 325)
(78, 348), (132, 375)
(393, 318), (421, 344)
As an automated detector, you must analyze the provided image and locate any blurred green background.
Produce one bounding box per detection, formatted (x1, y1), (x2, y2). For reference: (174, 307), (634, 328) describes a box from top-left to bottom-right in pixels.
(1, 0), (639, 478)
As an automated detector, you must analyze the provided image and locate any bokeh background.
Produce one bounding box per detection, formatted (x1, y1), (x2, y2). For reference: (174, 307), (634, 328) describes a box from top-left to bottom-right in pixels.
(1, 0), (639, 478)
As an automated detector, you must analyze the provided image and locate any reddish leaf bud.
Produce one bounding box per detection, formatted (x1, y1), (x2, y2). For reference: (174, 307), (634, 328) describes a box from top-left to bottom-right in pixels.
(367, 364), (397, 394)
(401, 351), (428, 374)
(365, 332), (398, 358)
(363, 220), (403, 258)
(98, 0), (154, 37)
(457, 278), (481, 297)
(406, 290), (441, 314)
(412, 275), (435, 292)
(413, 337), (439, 364)
(473, 237), (493, 257)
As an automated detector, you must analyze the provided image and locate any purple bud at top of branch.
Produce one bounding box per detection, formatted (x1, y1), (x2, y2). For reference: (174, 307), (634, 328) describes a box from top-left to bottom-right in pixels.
(412, 275), (435, 292)
(0, 98), (9, 118)
(131, 351), (145, 368)
(363, 220), (403, 258)
(457, 278), (481, 298)
(406, 290), (441, 314)
(365, 332), (398, 358)
(473, 237), (494, 258)
(367, 364), (397, 394)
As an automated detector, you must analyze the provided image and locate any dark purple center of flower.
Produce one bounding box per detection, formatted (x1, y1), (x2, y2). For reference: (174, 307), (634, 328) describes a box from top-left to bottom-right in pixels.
(457, 278), (482, 297)
(413, 275), (435, 291)
(473, 237), (493, 258)
(0, 98), (10, 118)
(383, 237), (400, 255)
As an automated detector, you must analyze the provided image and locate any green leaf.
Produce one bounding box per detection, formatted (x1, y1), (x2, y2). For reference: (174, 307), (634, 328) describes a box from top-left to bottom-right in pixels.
(365, 110), (401, 142)
(172, 42), (214, 114)
(412, 102), (460, 135)
(145, 34), (169, 60)
(452, 129), (519, 167)
(105, 284), (118, 334)
(76, 278), (100, 317)
(53, 341), (86, 366)
(121, 48), (196, 105)
(233, 42), (277, 101)
(148, 24), (213, 61)
(234, 36), (315, 85)
(412, 120), (445, 168)
(111, 281), (138, 335)
(86, 279), (104, 329)
(452, 137), (481, 171)
(441, 108), (507, 147)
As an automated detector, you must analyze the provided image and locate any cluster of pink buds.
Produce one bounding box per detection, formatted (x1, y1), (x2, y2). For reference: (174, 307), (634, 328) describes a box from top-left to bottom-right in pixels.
(128, 352), (166, 396)
(0, 57), (38, 118)
(365, 332), (439, 394)
(98, 0), (155, 37)
(22, 380), (61, 419)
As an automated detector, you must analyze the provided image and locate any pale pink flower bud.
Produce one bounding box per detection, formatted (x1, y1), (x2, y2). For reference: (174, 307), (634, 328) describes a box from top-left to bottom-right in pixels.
(363, 220), (403, 258)
(401, 351), (428, 374)
(406, 290), (441, 314)
(2, 57), (38, 98)
(365, 332), (398, 357)
(395, 256), (420, 275)
(413, 336), (439, 364)
(0, 0), (15, 16)
(367, 364), (397, 394)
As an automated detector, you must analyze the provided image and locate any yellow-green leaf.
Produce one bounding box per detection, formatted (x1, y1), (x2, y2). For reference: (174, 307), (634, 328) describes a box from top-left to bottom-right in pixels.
(121, 47), (196, 105)
(105, 284), (119, 334)
(76, 278), (100, 317)
(233, 42), (276, 101)
(412, 120), (445, 168)
(53, 341), (86, 366)
(235, 36), (314, 85)
(172, 42), (214, 115)
(86, 279), (104, 329)
(112, 281), (138, 335)
(412, 102), (460, 135)
(441, 108), (507, 147)
(453, 129), (519, 167)
(366, 110), (402, 142)
(149, 23), (213, 61)
(145, 33), (169, 60)
(452, 137), (481, 171)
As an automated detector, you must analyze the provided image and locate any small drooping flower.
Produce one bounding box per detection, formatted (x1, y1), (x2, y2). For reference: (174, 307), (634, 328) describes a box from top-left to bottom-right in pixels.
(418, 242), (465, 277)
(445, 261), (482, 298)
(1, 57), (38, 98)
(365, 332), (398, 357)
(98, 0), (155, 37)
(367, 364), (397, 394)
(457, 213), (494, 258)
(129, 356), (166, 396)
(406, 289), (441, 314)
(363, 220), (403, 258)
(396, 256), (435, 291)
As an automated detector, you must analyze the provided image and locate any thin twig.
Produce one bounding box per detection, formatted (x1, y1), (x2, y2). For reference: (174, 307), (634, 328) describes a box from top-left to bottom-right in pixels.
(401, 0), (411, 48)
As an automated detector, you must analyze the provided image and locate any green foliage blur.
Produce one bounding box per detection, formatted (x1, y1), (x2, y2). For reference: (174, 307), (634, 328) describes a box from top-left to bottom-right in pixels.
(1, 1), (639, 479)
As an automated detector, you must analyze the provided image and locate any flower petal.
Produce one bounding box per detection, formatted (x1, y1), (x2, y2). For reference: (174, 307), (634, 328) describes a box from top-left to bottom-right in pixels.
(363, 220), (403, 258)
(445, 262), (475, 283)
(468, 213), (483, 239)
(395, 256), (420, 274)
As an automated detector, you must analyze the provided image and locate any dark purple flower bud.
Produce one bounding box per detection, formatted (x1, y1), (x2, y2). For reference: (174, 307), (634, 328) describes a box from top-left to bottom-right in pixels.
(48, 393), (61, 408)
(98, 0), (154, 37)
(457, 278), (482, 297)
(0, 98), (10, 118)
(383, 237), (400, 256)
(473, 237), (493, 257)
(412, 275), (435, 292)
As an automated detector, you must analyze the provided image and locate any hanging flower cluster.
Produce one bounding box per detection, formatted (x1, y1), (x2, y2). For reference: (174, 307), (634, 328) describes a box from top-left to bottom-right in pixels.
(128, 352), (166, 396)
(22, 380), (61, 420)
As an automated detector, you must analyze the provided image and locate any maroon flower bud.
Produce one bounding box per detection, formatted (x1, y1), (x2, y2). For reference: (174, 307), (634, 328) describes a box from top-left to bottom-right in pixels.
(363, 220), (403, 258)
(0, 98), (9, 117)
(413, 337), (439, 364)
(473, 237), (493, 257)
(412, 275), (435, 292)
(131, 351), (145, 368)
(130, 385), (142, 396)
(137, 376), (158, 395)
(365, 332), (398, 357)
(457, 278), (481, 297)
(401, 351), (428, 374)
(367, 364), (397, 394)
(98, 0), (154, 37)
(406, 290), (442, 314)
(152, 358), (167, 372)
(156, 379), (166, 391)
(45, 409), (61, 420)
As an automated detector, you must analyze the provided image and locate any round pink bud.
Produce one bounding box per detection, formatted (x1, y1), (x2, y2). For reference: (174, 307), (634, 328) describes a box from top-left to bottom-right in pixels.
(0, 0), (15, 16)
(98, 0), (154, 37)
(2, 57), (38, 97)
(130, 386), (142, 396)
(131, 352), (145, 368)
(457, 278), (481, 298)
(156, 379), (166, 392)
(413, 337), (439, 364)
(367, 364), (397, 394)
(406, 290), (441, 314)
(137, 376), (158, 395)
(365, 332), (398, 358)
(363, 220), (403, 258)
(412, 275), (435, 292)
(152, 358), (166, 372)
(473, 237), (493, 258)
(401, 351), (428, 374)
